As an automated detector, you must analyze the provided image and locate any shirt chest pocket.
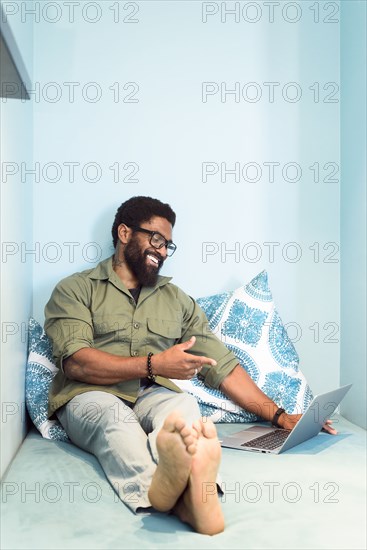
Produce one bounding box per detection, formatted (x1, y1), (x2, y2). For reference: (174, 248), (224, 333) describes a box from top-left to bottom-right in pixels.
(92, 315), (130, 349)
(146, 318), (182, 350)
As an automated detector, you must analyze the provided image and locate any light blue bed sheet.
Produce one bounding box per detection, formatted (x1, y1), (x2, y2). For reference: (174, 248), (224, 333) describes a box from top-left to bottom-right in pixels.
(1, 416), (366, 550)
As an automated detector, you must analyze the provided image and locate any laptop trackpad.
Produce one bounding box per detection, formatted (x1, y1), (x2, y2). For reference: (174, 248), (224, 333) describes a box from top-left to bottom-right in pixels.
(222, 425), (274, 444)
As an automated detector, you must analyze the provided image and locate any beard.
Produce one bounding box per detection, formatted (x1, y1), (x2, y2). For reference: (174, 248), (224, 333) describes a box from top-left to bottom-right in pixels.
(124, 236), (164, 287)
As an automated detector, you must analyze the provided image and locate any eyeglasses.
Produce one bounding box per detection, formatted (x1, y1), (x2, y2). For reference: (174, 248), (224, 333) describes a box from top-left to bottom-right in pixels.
(129, 226), (177, 257)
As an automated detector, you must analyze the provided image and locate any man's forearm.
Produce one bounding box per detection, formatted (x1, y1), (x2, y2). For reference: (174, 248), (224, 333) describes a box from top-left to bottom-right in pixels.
(64, 348), (148, 384)
(219, 364), (284, 425)
(63, 336), (216, 384)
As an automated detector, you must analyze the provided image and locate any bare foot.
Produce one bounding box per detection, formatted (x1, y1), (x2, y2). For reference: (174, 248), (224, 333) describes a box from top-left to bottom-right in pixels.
(148, 412), (197, 512)
(173, 418), (224, 535)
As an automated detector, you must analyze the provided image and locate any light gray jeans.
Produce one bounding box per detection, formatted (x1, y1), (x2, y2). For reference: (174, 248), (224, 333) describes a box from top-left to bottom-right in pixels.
(56, 386), (201, 512)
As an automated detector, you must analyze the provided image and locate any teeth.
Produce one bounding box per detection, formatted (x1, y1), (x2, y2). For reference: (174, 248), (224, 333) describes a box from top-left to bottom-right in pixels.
(147, 254), (159, 265)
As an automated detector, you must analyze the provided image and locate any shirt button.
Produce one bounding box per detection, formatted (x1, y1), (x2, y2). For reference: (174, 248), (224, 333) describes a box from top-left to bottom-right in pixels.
(133, 322), (140, 329)
(132, 351), (139, 357)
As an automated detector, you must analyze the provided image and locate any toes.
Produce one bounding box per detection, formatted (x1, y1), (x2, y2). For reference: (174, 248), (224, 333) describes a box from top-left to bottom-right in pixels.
(174, 417), (187, 432)
(200, 418), (217, 439)
(161, 413), (218, 450)
(183, 434), (198, 454)
(179, 425), (192, 439)
(192, 419), (202, 437)
(186, 442), (197, 455)
(163, 412), (186, 433)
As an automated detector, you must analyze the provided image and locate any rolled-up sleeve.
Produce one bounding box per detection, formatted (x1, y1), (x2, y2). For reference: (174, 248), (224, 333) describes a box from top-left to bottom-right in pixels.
(177, 289), (238, 389)
(44, 275), (93, 372)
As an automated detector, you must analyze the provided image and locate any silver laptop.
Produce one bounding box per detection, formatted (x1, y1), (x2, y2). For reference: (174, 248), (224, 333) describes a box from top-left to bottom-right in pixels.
(220, 384), (352, 454)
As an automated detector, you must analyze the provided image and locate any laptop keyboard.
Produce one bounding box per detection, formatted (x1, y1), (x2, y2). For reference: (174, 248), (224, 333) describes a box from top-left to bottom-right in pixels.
(241, 429), (291, 450)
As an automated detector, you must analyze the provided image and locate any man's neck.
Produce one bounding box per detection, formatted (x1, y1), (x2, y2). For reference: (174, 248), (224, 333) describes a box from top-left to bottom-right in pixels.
(112, 253), (139, 289)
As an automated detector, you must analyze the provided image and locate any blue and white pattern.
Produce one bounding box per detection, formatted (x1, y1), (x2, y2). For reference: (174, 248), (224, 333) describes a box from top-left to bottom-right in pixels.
(197, 291), (232, 330)
(26, 318), (69, 441)
(220, 410), (259, 423)
(269, 309), (299, 371)
(302, 384), (314, 414)
(173, 270), (313, 422)
(244, 270), (273, 302)
(223, 301), (268, 347)
(178, 374), (259, 423)
(262, 371), (302, 414)
(225, 344), (260, 383)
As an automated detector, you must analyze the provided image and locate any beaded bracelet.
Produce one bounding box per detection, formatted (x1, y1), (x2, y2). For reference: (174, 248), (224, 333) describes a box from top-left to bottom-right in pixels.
(147, 352), (156, 382)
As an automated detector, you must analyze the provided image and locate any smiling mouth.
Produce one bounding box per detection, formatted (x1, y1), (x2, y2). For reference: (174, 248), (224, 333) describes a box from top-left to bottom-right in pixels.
(146, 253), (161, 267)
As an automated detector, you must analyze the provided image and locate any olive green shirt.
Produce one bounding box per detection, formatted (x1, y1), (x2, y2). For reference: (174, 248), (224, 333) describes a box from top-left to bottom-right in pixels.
(45, 256), (238, 417)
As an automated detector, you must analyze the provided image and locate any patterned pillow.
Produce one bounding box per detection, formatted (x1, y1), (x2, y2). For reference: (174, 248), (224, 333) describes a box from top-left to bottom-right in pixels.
(26, 318), (69, 441)
(173, 271), (313, 422)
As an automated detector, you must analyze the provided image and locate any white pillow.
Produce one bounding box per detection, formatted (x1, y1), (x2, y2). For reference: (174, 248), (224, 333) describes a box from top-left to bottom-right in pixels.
(173, 270), (313, 422)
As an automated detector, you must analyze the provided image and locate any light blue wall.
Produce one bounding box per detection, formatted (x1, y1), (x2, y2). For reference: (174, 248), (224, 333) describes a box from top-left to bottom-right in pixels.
(0, 1), (33, 477)
(340, 1), (366, 428)
(0, 0), (363, 475)
(31, 1), (341, 397)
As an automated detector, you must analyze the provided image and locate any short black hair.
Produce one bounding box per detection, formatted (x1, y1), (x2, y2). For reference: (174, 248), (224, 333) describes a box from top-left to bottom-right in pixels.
(111, 196), (176, 248)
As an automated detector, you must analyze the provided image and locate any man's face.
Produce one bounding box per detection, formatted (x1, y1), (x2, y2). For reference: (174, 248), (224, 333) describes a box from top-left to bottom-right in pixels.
(124, 216), (173, 287)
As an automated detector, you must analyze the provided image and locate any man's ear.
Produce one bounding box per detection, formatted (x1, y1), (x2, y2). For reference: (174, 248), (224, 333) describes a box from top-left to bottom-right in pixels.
(117, 223), (131, 245)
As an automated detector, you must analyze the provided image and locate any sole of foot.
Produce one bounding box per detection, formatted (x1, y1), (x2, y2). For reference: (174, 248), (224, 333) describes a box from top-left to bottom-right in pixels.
(174, 418), (224, 536)
(148, 411), (197, 512)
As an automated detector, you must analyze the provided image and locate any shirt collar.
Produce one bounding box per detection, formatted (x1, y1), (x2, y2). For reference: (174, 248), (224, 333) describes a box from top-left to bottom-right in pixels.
(88, 255), (172, 289)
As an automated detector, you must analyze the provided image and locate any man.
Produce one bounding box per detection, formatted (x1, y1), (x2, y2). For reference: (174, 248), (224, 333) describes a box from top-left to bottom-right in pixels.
(45, 196), (335, 535)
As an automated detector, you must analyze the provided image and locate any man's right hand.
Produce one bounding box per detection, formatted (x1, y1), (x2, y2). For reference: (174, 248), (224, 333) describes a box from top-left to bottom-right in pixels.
(152, 336), (217, 380)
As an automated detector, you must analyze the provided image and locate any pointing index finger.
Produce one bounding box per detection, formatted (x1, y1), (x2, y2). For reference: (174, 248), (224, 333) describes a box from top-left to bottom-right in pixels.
(186, 353), (217, 367)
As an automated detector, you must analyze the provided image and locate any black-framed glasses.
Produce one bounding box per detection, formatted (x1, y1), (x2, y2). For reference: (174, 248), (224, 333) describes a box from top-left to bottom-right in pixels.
(129, 226), (177, 257)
